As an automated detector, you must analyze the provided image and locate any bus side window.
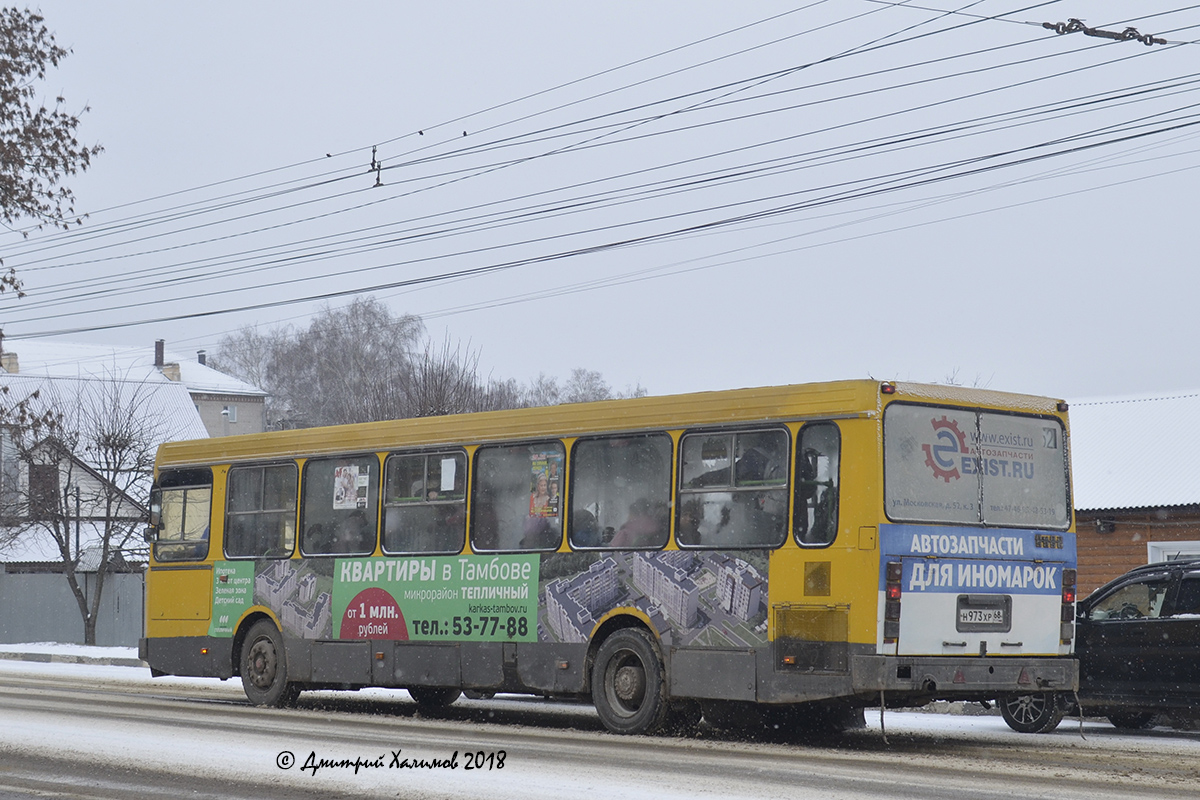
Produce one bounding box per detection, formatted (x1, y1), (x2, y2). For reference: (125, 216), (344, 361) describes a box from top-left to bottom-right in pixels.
(472, 441), (564, 552)
(225, 463), (297, 559)
(569, 434), (671, 550)
(383, 452), (466, 555)
(152, 468), (213, 562)
(794, 423), (840, 546)
(300, 456), (379, 556)
(677, 429), (789, 548)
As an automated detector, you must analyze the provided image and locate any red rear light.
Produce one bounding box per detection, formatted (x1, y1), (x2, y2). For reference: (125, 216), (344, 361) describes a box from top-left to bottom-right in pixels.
(881, 382), (896, 394)
(1061, 567), (1076, 610)
(883, 561), (902, 643)
(1059, 568), (1077, 644)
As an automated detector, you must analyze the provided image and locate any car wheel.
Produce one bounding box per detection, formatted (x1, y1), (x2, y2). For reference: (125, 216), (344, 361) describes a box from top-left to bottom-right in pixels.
(999, 692), (1064, 733)
(1107, 711), (1156, 730)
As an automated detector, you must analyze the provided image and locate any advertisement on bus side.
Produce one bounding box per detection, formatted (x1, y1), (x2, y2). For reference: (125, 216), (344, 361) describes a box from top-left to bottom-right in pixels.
(207, 549), (773, 650)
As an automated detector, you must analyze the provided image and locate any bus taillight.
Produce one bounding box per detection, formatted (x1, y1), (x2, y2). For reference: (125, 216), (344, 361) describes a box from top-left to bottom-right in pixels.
(1060, 568), (1077, 644)
(884, 561), (902, 643)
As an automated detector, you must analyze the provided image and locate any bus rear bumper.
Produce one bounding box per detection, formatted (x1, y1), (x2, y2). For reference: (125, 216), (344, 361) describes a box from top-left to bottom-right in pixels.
(851, 655), (1078, 700)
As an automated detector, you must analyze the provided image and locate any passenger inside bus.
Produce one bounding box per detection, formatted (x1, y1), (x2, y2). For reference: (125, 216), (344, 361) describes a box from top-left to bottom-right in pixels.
(331, 509), (373, 553)
(520, 512), (559, 549)
(384, 478), (465, 554)
(609, 498), (667, 548)
(472, 443), (565, 551)
(680, 434), (787, 547)
(570, 509), (603, 547)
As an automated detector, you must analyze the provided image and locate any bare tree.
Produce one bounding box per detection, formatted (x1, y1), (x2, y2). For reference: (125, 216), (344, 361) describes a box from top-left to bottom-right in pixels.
(562, 368), (615, 404)
(404, 336), (489, 417)
(209, 324), (293, 427)
(523, 373), (562, 408)
(478, 377), (525, 412)
(523, 368), (647, 408)
(3, 376), (161, 645)
(219, 297), (425, 427)
(213, 295), (648, 425)
(207, 324), (285, 393)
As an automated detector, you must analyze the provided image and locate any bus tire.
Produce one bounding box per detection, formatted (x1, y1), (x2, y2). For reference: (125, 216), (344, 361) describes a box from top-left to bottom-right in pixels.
(409, 687), (462, 709)
(999, 692), (1064, 733)
(592, 628), (669, 735)
(240, 620), (299, 707)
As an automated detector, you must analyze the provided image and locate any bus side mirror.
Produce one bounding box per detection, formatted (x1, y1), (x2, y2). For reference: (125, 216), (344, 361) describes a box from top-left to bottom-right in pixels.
(143, 525), (157, 544)
(147, 491), (161, 529)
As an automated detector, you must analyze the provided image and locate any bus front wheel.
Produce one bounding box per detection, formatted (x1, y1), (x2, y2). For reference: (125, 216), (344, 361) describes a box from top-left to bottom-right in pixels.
(592, 628), (669, 735)
(240, 620), (300, 707)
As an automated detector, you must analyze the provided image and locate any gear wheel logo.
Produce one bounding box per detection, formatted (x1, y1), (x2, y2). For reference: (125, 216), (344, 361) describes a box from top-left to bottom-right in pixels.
(921, 416), (968, 482)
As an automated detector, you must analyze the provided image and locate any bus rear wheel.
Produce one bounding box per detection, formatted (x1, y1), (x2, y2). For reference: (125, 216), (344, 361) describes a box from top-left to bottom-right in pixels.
(999, 692), (1064, 733)
(592, 628), (669, 735)
(240, 620), (300, 707)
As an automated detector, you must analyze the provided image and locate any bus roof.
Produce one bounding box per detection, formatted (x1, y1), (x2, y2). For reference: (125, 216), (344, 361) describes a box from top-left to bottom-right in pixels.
(154, 379), (1066, 468)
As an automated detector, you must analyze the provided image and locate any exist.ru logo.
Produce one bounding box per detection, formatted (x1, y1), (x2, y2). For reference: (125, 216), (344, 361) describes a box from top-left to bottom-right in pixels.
(922, 416), (968, 482)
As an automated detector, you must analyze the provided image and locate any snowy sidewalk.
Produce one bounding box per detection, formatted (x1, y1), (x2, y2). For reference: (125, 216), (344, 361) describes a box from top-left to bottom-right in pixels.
(0, 642), (144, 667)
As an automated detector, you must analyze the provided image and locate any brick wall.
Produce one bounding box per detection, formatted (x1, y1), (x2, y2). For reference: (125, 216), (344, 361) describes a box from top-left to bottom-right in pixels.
(1075, 508), (1200, 596)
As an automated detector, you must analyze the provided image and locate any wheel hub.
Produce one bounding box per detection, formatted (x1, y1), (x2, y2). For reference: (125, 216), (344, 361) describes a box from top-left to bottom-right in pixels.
(248, 641), (276, 689)
(613, 664), (645, 704)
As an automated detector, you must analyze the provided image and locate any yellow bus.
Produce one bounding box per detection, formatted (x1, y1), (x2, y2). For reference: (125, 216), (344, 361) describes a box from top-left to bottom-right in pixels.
(141, 380), (1078, 735)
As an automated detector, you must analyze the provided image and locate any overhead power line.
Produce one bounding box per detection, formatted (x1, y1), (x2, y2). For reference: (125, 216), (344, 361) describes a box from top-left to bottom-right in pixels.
(4, 2), (1200, 342)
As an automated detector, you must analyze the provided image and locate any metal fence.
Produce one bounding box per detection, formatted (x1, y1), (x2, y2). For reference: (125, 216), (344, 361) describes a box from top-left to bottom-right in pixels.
(0, 566), (143, 646)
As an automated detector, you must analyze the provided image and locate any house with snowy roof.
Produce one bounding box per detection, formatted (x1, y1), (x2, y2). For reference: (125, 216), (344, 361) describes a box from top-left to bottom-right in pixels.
(0, 338), (267, 437)
(0, 338), (264, 565)
(0, 338), (264, 644)
(1070, 390), (1200, 594)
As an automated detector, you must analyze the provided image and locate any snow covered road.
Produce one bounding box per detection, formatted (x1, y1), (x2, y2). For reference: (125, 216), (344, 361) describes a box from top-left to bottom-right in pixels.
(1, 655), (1198, 799)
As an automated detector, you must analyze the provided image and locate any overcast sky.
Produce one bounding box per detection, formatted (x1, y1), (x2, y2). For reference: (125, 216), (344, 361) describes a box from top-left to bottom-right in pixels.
(3, 1), (1198, 401)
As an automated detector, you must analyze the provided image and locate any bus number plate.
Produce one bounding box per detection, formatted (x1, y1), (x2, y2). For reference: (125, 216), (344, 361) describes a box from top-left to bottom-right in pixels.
(955, 594), (1012, 632)
(960, 608), (1005, 625)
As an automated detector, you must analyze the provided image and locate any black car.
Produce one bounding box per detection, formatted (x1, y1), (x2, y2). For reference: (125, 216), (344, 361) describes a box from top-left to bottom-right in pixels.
(1000, 558), (1200, 732)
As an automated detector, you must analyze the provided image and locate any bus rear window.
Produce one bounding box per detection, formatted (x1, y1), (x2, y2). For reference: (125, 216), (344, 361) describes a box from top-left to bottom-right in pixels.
(884, 404), (1070, 529)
